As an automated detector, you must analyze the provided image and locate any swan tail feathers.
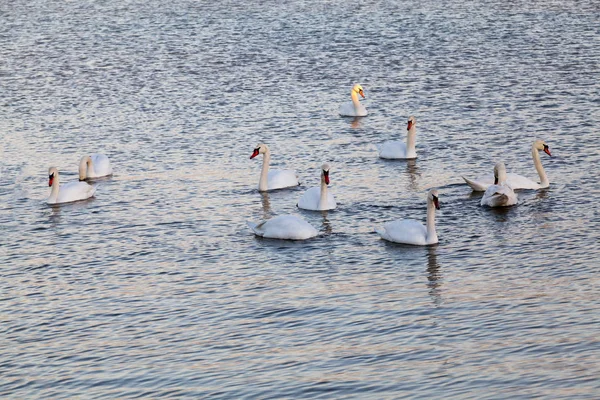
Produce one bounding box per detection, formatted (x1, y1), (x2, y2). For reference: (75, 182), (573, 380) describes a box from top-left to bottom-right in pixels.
(463, 176), (487, 191)
(247, 221), (264, 236)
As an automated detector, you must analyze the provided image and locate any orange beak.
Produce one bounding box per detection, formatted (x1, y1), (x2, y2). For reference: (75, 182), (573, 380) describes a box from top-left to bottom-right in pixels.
(48, 176), (54, 187)
(359, 89), (365, 99)
(250, 149), (260, 159)
(432, 196), (440, 210)
(324, 171), (330, 185)
(544, 147), (552, 156)
(407, 120), (413, 130)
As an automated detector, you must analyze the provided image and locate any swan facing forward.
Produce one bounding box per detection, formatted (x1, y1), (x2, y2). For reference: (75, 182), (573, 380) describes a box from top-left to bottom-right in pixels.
(378, 116), (418, 159)
(480, 162), (518, 207)
(47, 167), (96, 205)
(297, 163), (337, 211)
(250, 144), (300, 192)
(377, 189), (440, 246)
(79, 154), (113, 180)
(247, 215), (318, 240)
(339, 84), (368, 117)
(463, 140), (552, 191)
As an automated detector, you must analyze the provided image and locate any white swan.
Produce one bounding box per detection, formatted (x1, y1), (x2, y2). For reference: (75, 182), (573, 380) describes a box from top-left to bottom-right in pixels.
(250, 144), (300, 191)
(480, 162), (518, 207)
(247, 215), (318, 240)
(377, 189), (440, 246)
(378, 116), (418, 159)
(463, 140), (552, 191)
(79, 154), (113, 180)
(47, 167), (96, 205)
(297, 163), (337, 211)
(339, 84), (368, 117)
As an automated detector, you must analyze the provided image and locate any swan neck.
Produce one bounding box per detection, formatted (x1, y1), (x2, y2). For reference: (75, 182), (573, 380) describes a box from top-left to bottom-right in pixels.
(351, 91), (361, 110)
(318, 176), (328, 210)
(426, 199), (438, 244)
(79, 156), (92, 180)
(406, 126), (417, 153)
(532, 146), (549, 187)
(49, 173), (60, 201)
(259, 151), (271, 191)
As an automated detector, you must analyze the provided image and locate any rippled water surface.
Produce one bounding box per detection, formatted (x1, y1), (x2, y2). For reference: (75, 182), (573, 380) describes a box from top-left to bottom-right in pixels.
(2, 0), (600, 398)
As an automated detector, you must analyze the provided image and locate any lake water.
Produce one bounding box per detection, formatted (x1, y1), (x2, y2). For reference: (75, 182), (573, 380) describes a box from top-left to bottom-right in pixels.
(1, 0), (599, 398)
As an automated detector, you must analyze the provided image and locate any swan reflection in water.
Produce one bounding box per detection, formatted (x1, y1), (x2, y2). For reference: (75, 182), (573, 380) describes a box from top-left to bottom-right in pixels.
(405, 159), (420, 192)
(320, 211), (333, 235)
(260, 192), (273, 220)
(426, 246), (443, 306)
(350, 116), (362, 129)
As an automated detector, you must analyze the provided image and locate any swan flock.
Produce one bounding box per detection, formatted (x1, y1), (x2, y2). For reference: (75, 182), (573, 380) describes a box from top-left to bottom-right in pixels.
(46, 85), (554, 245)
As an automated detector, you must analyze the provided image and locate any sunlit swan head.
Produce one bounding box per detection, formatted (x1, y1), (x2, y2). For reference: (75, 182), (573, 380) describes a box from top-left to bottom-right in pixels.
(407, 115), (416, 130)
(533, 139), (552, 156)
(493, 162), (507, 184)
(250, 143), (270, 159)
(48, 167), (59, 186)
(321, 163), (331, 185)
(428, 189), (440, 210)
(352, 84), (365, 98)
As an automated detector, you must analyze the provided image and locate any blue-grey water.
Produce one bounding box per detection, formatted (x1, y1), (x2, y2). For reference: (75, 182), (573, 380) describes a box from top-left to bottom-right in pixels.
(1, 0), (599, 398)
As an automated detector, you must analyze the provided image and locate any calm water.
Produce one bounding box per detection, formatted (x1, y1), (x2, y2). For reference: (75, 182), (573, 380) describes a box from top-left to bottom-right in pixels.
(1, 0), (599, 398)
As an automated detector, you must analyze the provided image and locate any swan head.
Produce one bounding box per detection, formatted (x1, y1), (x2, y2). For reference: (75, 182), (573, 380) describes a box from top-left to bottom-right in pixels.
(250, 143), (269, 159)
(321, 163), (331, 185)
(48, 167), (58, 187)
(493, 162), (507, 185)
(533, 140), (551, 156)
(352, 84), (365, 98)
(407, 116), (416, 130)
(428, 189), (440, 210)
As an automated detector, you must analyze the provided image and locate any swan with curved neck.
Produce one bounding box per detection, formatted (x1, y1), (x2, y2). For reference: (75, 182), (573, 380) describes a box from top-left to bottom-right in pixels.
(463, 140), (552, 191)
(378, 116), (418, 159)
(480, 162), (518, 207)
(250, 143), (299, 192)
(297, 163), (337, 211)
(47, 167), (96, 204)
(376, 189), (440, 246)
(247, 215), (318, 240)
(339, 84), (368, 117)
(78, 154), (113, 180)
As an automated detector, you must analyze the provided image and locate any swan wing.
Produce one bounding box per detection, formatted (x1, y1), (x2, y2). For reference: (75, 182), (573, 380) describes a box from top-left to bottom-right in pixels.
(90, 154), (113, 177)
(377, 219), (427, 245)
(339, 102), (367, 117)
(267, 169), (299, 190)
(297, 187), (337, 211)
(463, 175), (493, 191)
(481, 184), (518, 207)
(378, 140), (408, 159)
(55, 181), (96, 203)
(297, 187), (320, 210)
(248, 215), (318, 240)
(504, 173), (540, 190)
(325, 192), (337, 210)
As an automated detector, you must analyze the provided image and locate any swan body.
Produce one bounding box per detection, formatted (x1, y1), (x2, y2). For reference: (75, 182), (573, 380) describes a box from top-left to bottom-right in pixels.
(250, 144), (299, 191)
(480, 162), (518, 207)
(79, 154), (113, 180)
(339, 84), (368, 117)
(247, 215), (318, 240)
(297, 163), (337, 211)
(378, 116), (418, 159)
(47, 167), (96, 204)
(463, 140), (552, 191)
(377, 189), (440, 246)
